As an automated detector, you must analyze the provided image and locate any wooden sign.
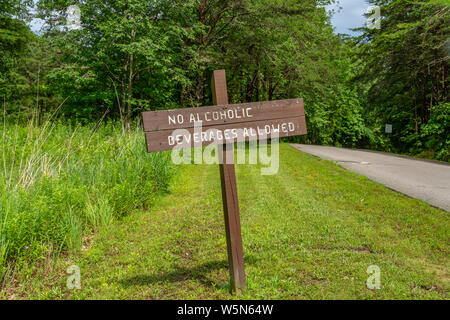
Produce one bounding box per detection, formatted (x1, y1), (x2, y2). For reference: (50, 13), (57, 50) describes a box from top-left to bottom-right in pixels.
(142, 70), (308, 295)
(143, 99), (306, 152)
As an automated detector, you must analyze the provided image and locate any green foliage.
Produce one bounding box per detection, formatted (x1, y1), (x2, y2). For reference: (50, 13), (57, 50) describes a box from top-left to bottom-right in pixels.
(0, 0), (32, 18)
(0, 16), (33, 103)
(2, 0), (447, 160)
(85, 195), (114, 230)
(0, 120), (175, 274)
(415, 102), (450, 161)
(356, 0), (449, 159)
(35, 0), (195, 124)
(2, 0), (374, 149)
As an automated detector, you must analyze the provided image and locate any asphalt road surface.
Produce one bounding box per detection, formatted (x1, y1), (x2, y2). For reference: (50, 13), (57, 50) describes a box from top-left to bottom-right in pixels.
(290, 144), (450, 212)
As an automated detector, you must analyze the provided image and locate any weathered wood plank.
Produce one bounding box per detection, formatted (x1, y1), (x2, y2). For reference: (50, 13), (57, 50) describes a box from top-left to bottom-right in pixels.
(213, 69), (246, 295)
(144, 116), (307, 152)
(142, 98), (304, 132)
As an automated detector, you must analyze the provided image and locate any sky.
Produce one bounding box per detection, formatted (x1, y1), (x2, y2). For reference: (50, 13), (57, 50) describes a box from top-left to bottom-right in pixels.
(326, 0), (371, 35)
(30, 0), (370, 35)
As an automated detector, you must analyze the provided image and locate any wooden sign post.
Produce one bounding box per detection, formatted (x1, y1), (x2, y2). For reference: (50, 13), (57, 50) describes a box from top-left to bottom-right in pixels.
(212, 70), (246, 294)
(142, 70), (307, 295)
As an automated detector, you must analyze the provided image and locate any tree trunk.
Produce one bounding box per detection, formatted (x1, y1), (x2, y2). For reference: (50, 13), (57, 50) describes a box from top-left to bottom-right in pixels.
(125, 29), (136, 129)
(421, 72), (426, 126)
(195, 71), (204, 104)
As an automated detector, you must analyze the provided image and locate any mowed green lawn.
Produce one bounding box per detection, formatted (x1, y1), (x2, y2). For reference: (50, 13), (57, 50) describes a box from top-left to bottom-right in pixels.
(4, 144), (448, 299)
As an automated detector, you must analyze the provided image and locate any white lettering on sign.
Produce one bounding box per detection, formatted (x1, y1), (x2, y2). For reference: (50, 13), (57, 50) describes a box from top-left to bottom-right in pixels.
(167, 107), (253, 126)
(169, 114), (185, 125)
(166, 121), (295, 146)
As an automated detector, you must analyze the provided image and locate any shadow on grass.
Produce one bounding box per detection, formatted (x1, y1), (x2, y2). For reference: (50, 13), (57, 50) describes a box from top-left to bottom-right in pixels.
(119, 255), (259, 289)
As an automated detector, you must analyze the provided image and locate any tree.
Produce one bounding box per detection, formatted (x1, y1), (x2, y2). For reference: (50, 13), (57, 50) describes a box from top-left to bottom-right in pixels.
(0, 1), (34, 115)
(32, 0), (369, 148)
(356, 0), (449, 157)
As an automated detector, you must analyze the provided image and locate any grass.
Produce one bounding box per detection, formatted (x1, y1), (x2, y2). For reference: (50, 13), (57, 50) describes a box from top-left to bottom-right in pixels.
(1, 143), (448, 299)
(0, 120), (174, 285)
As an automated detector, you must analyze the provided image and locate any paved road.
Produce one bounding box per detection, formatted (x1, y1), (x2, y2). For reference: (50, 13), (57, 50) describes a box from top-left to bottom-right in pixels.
(290, 144), (450, 211)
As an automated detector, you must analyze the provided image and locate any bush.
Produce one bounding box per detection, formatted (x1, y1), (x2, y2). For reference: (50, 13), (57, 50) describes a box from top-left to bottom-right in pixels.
(419, 103), (450, 162)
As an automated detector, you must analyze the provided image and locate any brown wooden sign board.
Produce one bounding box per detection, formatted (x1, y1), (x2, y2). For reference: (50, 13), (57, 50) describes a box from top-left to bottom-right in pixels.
(141, 70), (308, 295)
(143, 99), (306, 152)
(143, 98), (305, 131)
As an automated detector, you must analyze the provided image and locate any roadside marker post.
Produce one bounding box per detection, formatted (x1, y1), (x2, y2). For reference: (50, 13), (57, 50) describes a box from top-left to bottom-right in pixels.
(385, 124), (392, 151)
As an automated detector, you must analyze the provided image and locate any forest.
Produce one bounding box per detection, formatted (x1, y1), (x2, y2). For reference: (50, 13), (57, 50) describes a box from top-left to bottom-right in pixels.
(1, 0), (448, 159)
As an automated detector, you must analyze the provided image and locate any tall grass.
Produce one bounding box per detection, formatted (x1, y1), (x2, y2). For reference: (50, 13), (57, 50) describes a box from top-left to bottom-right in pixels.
(0, 118), (174, 280)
